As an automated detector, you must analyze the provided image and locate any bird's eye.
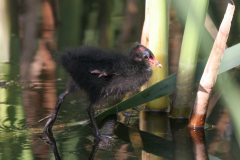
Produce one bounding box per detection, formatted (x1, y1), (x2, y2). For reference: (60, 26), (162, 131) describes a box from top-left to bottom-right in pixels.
(141, 51), (150, 59)
(143, 55), (149, 59)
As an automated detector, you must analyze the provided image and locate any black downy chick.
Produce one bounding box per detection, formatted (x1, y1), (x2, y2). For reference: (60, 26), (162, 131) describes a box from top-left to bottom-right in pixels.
(39, 45), (162, 139)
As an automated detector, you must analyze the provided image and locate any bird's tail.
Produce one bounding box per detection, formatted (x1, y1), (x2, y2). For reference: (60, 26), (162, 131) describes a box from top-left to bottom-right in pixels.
(67, 78), (80, 93)
(60, 51), (75, 72)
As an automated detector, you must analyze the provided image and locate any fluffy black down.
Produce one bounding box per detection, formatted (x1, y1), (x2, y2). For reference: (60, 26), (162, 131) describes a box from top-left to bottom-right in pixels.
(61, 46), (152, 104)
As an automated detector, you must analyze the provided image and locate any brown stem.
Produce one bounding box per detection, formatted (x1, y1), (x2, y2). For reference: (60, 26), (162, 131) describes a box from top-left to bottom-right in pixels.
(189, 3), (235, 128)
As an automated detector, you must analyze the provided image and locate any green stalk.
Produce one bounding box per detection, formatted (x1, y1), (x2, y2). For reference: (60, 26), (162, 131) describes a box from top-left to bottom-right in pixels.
(171, 0), (209, 118)
(0, 0), (10, 62)
(0, 0), (24, 130)
(98, 0), (112, 48)
(57, 0), (83, 79)
(146, 0), (169, 111)
(57, 0), (83, 49)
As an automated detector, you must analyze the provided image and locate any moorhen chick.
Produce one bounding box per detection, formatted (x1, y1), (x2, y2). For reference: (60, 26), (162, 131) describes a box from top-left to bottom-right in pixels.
(39, 45), (162, 139)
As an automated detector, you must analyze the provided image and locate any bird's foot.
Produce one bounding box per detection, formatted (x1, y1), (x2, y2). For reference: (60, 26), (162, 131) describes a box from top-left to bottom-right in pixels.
(38, 113), (57, 132)
(93, 133), (114, 141)
(122, 111), (139, 117)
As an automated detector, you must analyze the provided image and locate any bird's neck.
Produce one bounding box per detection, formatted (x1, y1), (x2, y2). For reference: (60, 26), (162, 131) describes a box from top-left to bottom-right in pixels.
(129, 60), (152, 77)
(131, 59), (151, 69)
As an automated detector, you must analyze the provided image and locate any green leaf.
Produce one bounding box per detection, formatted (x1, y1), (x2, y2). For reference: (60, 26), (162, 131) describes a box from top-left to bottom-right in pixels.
(95, 43), (240, 120)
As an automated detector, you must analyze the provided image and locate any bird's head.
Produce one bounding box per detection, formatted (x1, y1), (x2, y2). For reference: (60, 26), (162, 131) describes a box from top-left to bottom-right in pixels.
(130, 45), (163, 68)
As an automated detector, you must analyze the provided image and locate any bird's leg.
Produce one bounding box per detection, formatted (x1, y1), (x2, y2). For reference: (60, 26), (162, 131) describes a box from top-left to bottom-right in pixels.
(89, 139), (100, 160)
(116, 104), (120, 122)
(87, 104), (114, 140)
(87, 103), (102, 139)
(39, 90), (69, 132)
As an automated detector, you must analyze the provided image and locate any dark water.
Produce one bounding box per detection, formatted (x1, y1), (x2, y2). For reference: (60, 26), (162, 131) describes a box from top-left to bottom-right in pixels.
(0, 73), (239, 159)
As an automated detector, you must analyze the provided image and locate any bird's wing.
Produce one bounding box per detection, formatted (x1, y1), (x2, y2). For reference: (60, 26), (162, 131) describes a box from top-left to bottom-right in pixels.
(90, 69), (120, 78)
(85, 55), (125, 78)
(89, 58), (122, 78)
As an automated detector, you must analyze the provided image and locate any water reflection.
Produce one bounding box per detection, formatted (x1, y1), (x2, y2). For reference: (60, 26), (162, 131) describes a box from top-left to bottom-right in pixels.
(140, 111), (170, 160)
(190, 128), (209, 160)
(0, 89), (239, 160)
(43, 114), (174, 160)
(42, 130), (61, 160)
(170, 119), (195, 160)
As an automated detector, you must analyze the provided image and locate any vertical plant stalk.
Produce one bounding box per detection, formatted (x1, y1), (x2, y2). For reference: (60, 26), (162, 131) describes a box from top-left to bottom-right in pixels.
(20, 0), (39, 80)
(141, 0), (149, 47)
(118, 0), (139, 47)
(171, 0), (209, 118)
(146, 0), (169, 111)
(0, 0), (10, 123)
(98, 0), (112, 48)
(204, 14), (218, 40)
(139, 0), (150, 96)
(141, 20), (149, 47)
(57, 0), (83, 48)
(189, 3), (235, 128)
(0, 0), (10, 62)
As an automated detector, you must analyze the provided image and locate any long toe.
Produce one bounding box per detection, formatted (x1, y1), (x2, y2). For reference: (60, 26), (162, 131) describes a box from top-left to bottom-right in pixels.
(39, 113), (57, 133)
(93, 133), (102, 141)
(100, 134), (115, 140)
(93, 133), (114, 141)
(38, 114), (52, 123)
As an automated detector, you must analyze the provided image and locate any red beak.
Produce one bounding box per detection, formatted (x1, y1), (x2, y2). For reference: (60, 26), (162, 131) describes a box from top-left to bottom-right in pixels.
(149, 57), (163, 68)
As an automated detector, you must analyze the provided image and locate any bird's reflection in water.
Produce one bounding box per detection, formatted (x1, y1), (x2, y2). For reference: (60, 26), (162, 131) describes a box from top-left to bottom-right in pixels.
(42, 130), (61, 160)
(43, 131), (108, 160)
(89, 114), (118, 160)
(42, 114), (118, 160)
(41, 113), (176, 160)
